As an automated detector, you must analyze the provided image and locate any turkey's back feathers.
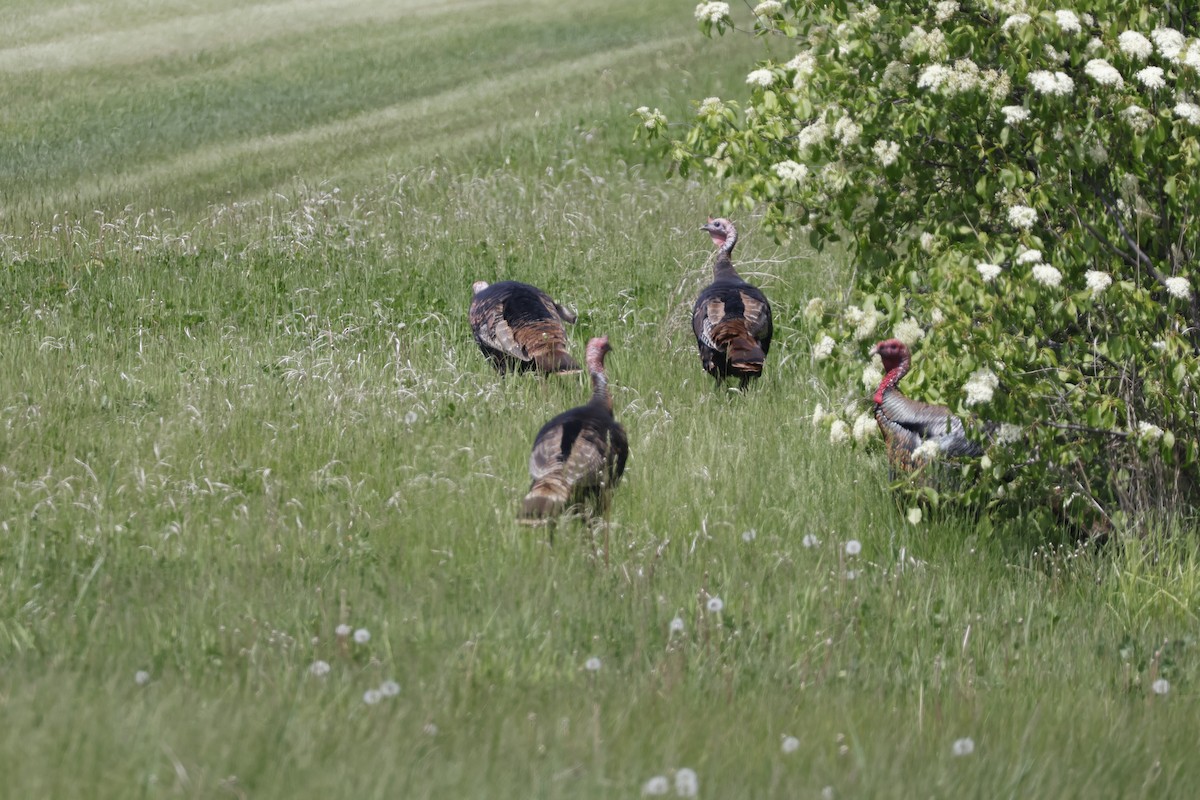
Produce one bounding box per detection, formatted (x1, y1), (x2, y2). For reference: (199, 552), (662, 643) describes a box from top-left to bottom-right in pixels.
(469, 281), (578, 374)
(692, 280), (773, 385)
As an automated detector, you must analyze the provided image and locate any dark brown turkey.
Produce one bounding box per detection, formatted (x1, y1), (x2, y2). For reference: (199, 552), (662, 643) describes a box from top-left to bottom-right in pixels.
(870, 338), (985, 469)
(693, 218), (773, 388)
(519, 336), (629, 524)
(469, 280), (579, 374)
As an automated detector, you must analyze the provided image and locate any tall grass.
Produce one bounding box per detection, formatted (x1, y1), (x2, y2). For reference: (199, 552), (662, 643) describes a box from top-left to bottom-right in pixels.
(1, 1), (1198, 797)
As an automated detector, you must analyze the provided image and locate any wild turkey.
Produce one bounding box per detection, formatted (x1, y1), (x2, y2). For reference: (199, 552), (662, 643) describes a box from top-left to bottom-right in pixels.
(519, 336), (629, 524)
(693, 218), (773, 388)
(870, 338), (985, 468)
(469, 280), (579, 374)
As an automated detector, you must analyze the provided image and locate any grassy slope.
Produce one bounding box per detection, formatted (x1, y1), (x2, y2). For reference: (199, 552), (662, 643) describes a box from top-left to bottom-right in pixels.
(1, 1), (1199, 797)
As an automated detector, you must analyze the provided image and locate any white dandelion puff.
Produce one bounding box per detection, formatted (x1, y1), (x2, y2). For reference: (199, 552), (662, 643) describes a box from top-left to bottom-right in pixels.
(404, 410), (419, 425)
(1152, 678), (1170, 695)
(844, 539), (862, 556)
(675, 768), (700, 798)
(335, 623), (352, 637)
(135, 670), (151, 686)
(642, 776), (670, 796)
(363, 689), (383, 705)
(585, 657), (602, 672)
(1118, 31), (1153, 60)
(782, 735), (801, 754)
(1165, 276), (1192, 299)
(423, 722), (439, 736)
(669, 616), (685, 635)
(1007, 204), (1037, 229)
(309, 660), (332, 677)
(380, 680), (401, 696)
(706, 596), (724, 613)
(803, 534), (821, 548)
(742, 529), (757, 543)
(952, 737), (976, 756)
(353, 628), (371, 644)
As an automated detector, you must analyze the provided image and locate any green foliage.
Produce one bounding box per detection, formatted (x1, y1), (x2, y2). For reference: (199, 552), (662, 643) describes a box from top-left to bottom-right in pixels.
(653, 1), (1200, 533)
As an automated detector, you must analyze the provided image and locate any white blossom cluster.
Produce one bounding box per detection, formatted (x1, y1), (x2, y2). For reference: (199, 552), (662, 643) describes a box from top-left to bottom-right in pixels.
(852, 412), (877, 442)
(1055, 10), (1082, 34)
(1032, 263), (1063, 287)
(753, 1), (782, 18)
(1175, 103), (1200, 126)
(1007, 204), (1037, 230)
(834, 115), (862, 146)
(1165, 276), (1192, 300)
(862, 361), (883, 391)
(697, 96), (724, 119)
(1118, 30), (1154, 60)
(913, 439), (942, 462)
(1001, 105), (1030, 125)
(1084, 59), (1123, 88)
(934, 1), (959, 23)
(829, 419), (850, 444)
(636, 106), (667, 130)
(963, 368), (1000, 406)
(787, 51), (817, 81)
(746, 68), (775, 88)
(1085, 270), (1112, 296)
(1135, 66), (1165, 90)
(694, 2), (730, 23)
(977, 262), (1002, 282)
(796, 119), (830, 152)
(813, 334), (836, 360)
(901, 25), (949, 59)
(844, 305), (880, 340)
(1151, 28), (1186, 61)
(774, 160), (809, 185)
(893, 317), (926, 346)
(1029, 70), (1074, 96)
(873, 139), (900, 167)
(1122, 104), (1154, 133)
(1001, 13), (1031, 32)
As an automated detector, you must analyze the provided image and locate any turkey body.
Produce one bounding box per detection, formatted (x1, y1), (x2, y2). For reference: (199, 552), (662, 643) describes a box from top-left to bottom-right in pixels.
(520, 337), (628, 523)
(469, 280), (578, 374)
(870, 338), (984, 468)
(693, 218), (773, 387)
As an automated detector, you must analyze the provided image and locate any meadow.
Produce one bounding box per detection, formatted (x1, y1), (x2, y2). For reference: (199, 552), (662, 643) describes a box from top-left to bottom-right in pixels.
(1, 1), (1199, 797)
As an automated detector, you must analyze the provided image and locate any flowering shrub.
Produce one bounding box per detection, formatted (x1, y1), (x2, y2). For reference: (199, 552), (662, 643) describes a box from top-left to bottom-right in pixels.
(641, 3), (1200, 535)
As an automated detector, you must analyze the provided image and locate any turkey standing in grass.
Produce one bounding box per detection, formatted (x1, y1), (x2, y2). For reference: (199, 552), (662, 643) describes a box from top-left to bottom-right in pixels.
(519, 336), (628, 524)
(693, 218), (773, 388)
(469, 280), (579, 374)
(870, 338), (985, 469)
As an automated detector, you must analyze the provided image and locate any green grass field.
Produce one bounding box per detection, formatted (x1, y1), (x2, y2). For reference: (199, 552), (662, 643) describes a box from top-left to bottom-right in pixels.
(2, 1), (1199, 797)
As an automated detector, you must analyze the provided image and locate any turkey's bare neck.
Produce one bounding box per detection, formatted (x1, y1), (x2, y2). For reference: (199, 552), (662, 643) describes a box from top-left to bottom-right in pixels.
(589, 368), (611, 412)
(874, 355), (910, 405)
(712, 237), (740, 282)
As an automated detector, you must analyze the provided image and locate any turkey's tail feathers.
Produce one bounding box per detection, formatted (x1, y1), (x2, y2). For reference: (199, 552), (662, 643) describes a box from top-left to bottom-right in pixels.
(518, 320), (580, 374)
(532, 344), (580, 375)
(713, 319), (765, 376)
(519, 476), (571, 524)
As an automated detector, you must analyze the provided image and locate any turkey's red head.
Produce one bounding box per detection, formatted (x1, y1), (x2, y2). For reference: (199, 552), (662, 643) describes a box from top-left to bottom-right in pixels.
(701, 217), (736, 250)
(586, 336), (612, 372)
(869, 338), (911, 372)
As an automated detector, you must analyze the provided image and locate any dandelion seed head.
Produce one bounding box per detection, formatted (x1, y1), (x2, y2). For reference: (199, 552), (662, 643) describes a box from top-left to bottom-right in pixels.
(844, 539), (862, 556)
(782, 735), (801, 754)
(135, 670), (151, 686)
(669, 616), (685, 635)
(363, 688), (383, 705)
(309, 660), (331, 677)
(803, 533), (821, 548)
(706, 596), (724, 613)
(335, 623), (352, 637)
(675, 768), (700, 798)
(353, 628), (371, 644)
(1152, 678), (1170, 695)
(952, 737), (976, 756)
(742, 529), (757, 543)
(642, 776), (670, 796)
(380, 680), (401, 696)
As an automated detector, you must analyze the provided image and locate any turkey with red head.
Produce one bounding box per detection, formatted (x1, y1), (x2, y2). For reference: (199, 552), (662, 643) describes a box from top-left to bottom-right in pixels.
(870, 338), (985, 468)
(469, 280), (579, 374)
(519, 336), (629, 524)
(693, 218), (773, 388)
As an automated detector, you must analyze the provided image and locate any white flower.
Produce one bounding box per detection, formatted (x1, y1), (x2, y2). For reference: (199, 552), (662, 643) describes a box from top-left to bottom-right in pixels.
(404, 410), (419, 425)
(872, 139), (900, 167)
(309, 660), (332, 677)
(844, 539), (862, 556)
(852, 412), (877, 442)
(963, 368), (1000, 406)
(1122, 105), (1155, 133)
(796, 119), (830, 152)
(1152, 678), (1170, 695)
(1165, 276), (1192, 299)
(642, 776), (670, 796)
(774, 160), (809, 185)
(1135, 66), (1165, 90)
(813, 335), (836, 361)
(977, 262), (1002, 282)
(893, 318), (925, 346)
(1032, 264), (1062, 287)
(135, 670), (151, 686)
(907, 507), (923, 525)
(335, 623), (352, 637)
(782, 735), (801, 754)
(997, 423), (1022, 444)
(423, 723), (439, 736)
(1118, 31), (1154, 60)
(694, 2), (730, 23)
(353, 627), (371, 644)
(919, 232), (937, 253)
(1001, 105), (1030, 125)
(1055, 10), (1081, 34)
(706, 596), (724, 613)
(697, 96), (724, 119)
(675, 768), (700, 798)
(753, 0), (782, 16)
(913, 440), (942, 462)
(1029, 70), (1074, 96)
(834, 115), (862, 146)
(742, 528), (757, 542)
(1138, 421), (1164, 441)
(363, 689), (383, 705)
(636, 106), (667, 130)
(1002, 13), (1031, 31)
(1007, 204), (1038, 229)
(930, 307), (945, 325)
(934, 1), (958, 23)
(1085, 270), (1112, 296)
(862, 361), (883, 392)
(585, 657), (602, 672)
(1174, 103), (1200, 126)
(787, 51), (816, 76)
(812, 402), (826, 427)
(856, 4), (881, 24)
(845, 306), (880, 340)
(1016, 249), (1043, 265)
(669, 616), (685, 635)
(1151, 28), (1186, 61)
(747, 68), (775, 88)
(952, 737), (976, 756)
(804, 297), (825, 319)
(380, 680), (401, 696)
(1084, 59), (1124, 87)
(829, 419), (850, 444)
(803, 534), (821, 548)
(917, 64), (954, 92)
